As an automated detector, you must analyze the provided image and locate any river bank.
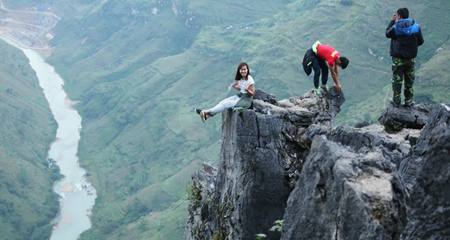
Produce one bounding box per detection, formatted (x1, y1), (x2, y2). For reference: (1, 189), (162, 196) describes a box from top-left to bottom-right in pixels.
(23, 47), (97, 240)
(1, 36), (97, 240)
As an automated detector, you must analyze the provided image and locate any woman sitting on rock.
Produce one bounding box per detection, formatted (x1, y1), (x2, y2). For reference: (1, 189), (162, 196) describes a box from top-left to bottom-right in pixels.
(195, 62), (255, 122)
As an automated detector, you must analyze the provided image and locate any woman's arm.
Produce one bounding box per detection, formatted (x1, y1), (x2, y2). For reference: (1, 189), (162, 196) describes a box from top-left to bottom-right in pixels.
(231, 80), (241, 90)
(245, 84), (255, 96)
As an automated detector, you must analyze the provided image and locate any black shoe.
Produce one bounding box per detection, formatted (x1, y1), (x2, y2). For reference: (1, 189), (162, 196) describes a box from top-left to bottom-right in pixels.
(389, 98), (400, 107)
(195, 108), (202, 114)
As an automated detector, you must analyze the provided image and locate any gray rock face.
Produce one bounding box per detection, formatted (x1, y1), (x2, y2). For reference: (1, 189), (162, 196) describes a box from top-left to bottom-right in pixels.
(184, 89), (450, 240)
(184, 88), (345, 240)
(185, 108), (295, 240)
(281, 131), (409, 240)
(399, 104), (450, 191)
(212, 109), (292, 239)
(400, 104), (450, 240)
(184, 163), (218, 240)
(378, 104), (431, 131)
(328, 125), (418, 168)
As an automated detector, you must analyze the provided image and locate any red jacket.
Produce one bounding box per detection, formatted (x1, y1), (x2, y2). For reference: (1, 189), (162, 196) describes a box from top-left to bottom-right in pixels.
(317, 44), (340, 67)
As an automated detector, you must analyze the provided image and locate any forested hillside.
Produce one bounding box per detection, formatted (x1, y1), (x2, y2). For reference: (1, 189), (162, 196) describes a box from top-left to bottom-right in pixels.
(1, 0), (449, 239)
(0, 40), (60, 240)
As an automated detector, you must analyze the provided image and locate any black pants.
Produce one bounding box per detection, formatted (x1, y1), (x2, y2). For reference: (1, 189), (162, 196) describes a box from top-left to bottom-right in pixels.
(312, 53), (328, 88)
(303, 48), (329, 88)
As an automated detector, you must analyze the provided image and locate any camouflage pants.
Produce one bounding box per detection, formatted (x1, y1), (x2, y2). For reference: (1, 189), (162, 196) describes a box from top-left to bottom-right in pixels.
(392, 57), (415, 104)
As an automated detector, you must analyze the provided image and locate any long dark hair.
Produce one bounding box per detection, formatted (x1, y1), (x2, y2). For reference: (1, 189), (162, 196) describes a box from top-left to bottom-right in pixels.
(234, 62), (250, 80)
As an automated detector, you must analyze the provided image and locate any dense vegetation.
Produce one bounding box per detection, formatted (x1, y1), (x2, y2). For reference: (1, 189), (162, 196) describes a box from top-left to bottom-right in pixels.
(1, 0), (449, 239)
(0, 40), (60, 240)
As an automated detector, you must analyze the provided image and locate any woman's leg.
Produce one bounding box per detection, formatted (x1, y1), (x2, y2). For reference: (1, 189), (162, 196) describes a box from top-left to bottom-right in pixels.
(206, 95), (240, 117)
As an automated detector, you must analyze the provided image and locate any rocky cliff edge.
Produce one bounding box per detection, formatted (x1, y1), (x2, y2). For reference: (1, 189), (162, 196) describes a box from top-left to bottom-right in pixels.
(184, 88), (450, 240)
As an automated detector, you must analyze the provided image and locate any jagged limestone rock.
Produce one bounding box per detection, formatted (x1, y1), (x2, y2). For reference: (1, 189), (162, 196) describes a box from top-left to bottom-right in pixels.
(184, 88), (345, 240)
(281, 104), (449, 240)
(399, 104), (450, 192)
(281, 132), (409, 240)
(184, 163), (218, 240)
(185, 108), (296, 240)
(378, 103), (431, 131)
(184, 86), (449, 240)
(400, 104), (450, 239)
(212, 109), (292, 239)
(254, 89), (277, 105)
(327, 125), (419, 168)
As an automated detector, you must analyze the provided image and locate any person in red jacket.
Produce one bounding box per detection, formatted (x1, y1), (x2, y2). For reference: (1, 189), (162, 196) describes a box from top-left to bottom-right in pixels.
(302, 41), (349, 95)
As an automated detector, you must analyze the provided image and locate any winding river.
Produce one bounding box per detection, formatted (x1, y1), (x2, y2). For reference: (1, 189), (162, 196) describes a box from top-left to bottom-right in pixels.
(2, 38), (97, 240)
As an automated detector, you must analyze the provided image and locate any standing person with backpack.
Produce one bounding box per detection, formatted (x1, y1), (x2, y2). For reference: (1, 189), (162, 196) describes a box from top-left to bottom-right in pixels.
(194, 62), (255, 122)
(386, 7), (424, 107)
(302, 41), (349, 95)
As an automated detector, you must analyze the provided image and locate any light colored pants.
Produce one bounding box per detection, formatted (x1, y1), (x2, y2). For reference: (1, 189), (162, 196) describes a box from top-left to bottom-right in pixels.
(209, 95), (240, 116)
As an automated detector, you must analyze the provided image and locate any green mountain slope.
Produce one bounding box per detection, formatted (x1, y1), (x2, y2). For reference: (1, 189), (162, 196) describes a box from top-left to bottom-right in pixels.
(1, 0), (449, 239)
(31, 1), (293, 238)
(50, 0), (450, 239)
(0, 40), (60, 240)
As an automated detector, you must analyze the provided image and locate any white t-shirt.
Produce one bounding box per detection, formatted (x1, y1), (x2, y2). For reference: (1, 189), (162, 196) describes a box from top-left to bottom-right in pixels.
(237, 75), (255, 94)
